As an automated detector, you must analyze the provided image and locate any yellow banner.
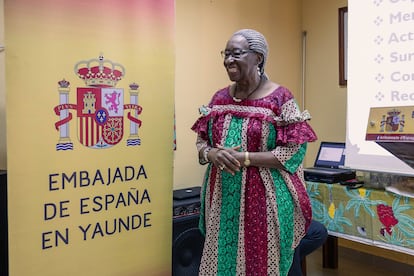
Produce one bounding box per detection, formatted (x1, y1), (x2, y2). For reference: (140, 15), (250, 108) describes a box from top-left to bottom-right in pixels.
(6, 0), (174, 275)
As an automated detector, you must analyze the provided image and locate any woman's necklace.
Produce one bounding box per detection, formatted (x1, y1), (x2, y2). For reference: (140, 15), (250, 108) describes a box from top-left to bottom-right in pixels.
(232, 77), (263, 102)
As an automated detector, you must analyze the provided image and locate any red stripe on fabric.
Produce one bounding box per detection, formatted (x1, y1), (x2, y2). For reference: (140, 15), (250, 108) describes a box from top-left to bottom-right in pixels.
(212, 116), (225, 147)
(209, 115), (224, 207)
(244, 168), (268, 275)
(244, 118), (267, 275)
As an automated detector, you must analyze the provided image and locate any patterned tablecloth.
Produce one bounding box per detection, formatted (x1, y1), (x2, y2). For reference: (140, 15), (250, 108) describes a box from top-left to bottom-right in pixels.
(306, 182), (414, 255)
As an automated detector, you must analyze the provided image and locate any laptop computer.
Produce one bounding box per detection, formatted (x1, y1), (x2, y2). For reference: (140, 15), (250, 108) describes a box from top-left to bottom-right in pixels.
(304, 142), (356, 184)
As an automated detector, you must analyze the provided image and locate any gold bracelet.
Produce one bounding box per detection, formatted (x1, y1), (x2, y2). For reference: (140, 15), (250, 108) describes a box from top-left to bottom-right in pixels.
(244, 151), (251, 167)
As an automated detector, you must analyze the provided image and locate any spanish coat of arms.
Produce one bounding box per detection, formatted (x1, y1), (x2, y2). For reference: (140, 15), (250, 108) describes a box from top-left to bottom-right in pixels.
(53, 55), (142, 150)
(380, 109), (405, 133)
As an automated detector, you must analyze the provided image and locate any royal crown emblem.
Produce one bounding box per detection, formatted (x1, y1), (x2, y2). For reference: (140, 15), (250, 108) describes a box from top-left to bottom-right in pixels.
(75, 54), (125, 87)
(53, 55), (143, 150)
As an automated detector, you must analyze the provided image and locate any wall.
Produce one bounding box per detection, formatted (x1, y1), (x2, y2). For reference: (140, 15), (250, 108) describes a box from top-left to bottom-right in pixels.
(0, 0), (5, 169)
(0, 0), (349, 187)
(302, 0), (348, 165)
(174, 0), (302, 189)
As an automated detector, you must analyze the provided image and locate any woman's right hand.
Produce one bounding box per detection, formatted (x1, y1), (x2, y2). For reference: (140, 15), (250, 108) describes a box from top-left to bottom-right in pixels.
(209, 145), (242, 175)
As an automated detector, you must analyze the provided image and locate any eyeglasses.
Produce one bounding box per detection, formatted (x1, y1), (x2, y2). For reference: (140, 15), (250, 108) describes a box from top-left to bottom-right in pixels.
(220, 49), (255, 59)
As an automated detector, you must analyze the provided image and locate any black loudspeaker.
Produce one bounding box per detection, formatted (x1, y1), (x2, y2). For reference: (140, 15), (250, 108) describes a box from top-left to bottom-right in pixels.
(0, 170), (8, 276)
(172, 187), (204, 276)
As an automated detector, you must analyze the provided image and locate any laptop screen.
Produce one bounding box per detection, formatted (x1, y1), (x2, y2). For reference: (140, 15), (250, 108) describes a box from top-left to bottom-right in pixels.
(314, 142), (346, 168)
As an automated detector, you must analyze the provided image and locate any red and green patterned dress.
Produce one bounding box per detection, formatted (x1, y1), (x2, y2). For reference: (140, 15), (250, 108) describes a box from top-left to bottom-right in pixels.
(191, 85), (317, 276)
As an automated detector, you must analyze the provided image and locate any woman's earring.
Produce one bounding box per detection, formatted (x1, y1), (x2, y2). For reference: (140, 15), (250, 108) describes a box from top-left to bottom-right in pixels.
(257, 66), (261, 76)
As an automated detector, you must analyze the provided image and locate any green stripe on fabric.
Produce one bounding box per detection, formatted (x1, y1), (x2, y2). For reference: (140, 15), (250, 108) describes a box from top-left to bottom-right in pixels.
(208, 117), (214, 145)
(271, 170), (295, 276)
(285, 143), (307, 174)
(217, 117), (243, 275)
(267, 123), (277, 150)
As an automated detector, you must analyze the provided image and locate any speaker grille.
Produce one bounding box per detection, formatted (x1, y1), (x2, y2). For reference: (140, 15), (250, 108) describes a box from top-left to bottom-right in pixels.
(0, 171), (8, 276)
(172, 187), (204, 276)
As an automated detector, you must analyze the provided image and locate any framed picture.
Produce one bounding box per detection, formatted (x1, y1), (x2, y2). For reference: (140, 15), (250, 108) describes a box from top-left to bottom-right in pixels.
(339, 7), (348, 86)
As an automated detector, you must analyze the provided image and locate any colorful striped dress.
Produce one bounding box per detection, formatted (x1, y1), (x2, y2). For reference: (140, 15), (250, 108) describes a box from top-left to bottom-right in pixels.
(191, 85), (317, 276)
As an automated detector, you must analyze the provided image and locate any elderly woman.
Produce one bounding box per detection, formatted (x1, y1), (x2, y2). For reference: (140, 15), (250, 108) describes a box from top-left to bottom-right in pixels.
(191, 29), (317, 276)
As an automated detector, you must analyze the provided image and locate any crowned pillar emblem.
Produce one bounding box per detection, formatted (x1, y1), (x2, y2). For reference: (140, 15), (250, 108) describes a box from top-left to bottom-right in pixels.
(54, 55), (143, 150)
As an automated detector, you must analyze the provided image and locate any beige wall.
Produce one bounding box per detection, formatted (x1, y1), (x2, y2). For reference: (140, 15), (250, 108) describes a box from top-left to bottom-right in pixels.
(302, 0), (348, 166)
(0, 0), (349, 186)
(174, 0), (302, 189)
(0, 0), (5, 169)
